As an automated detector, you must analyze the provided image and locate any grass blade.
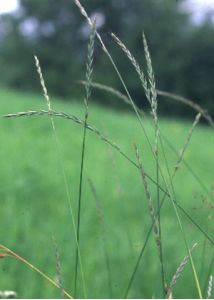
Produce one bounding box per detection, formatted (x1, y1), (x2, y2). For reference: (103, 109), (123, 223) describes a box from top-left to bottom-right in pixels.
(142, 32), (165, 296)
(34, 55), (87, 297)
(1, 109), (169, 197)
(74, 20), (96, 297)
(111, 33), (150, 102)
(203, 254), (214, 296)
(166, 243), (197, 298)
(135, 145), (164, 295)
(173, 112), (202, 176)
(157, 90), (214, 128)
(0, 244), (73, 299)
(3, 109), (212, 245)
(207, 275), (213, 299)
(88, 178), (113, 298)
(79, 80), (212, 197)
(78, 81), (214, 129)
(52, 235), (64, 299)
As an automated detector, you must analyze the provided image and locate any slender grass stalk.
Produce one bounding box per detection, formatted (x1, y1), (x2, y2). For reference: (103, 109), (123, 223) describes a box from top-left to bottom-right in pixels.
(207, 275), (213, 299)
(158, 112), (203, 299)
(166, 243), (197, 298)
(79, 80), (212, 197)
(157, 116), (199, 265)
(71, 1), (210, 264)
(78, 31), (205, 283)
(161, 133), (210, 196)
(52, 235), (64, 299)
(72, 16), (201, 295)
(135, 145), (160, 251)
(88, 178), (113, 298)
(163, 182), (203, 299)
(106, 145), (133, 250)
(34, 55), (51, 111)
(73, 0), (147, 123)
(34, 56), (87, 297)
(111, 33), (150, 102)
(2, 109), (213, 247)
(123, 185), (213, 298)
(77, 81), (133, 107)
(200, 229), (207, 278)
(203, 254), (214, 296)
(142, 32), (157, 107)
(158, 131), (209, 283)
(174, 202), (213, 244)
(124, 112), (206, 297)
(135, 144), (165, 297)
(109, 35), (184, 278)
(2, 110), (169, 197)
(123, 223), (153, 298)
(73, 0), (162, 187)
(173, 112), (202, 176)
(2, 113), (210, 298)
(0, 244), (73, 299)
(142, 32), (165, 297)
(98, 32), (206, 240)
(2, 79), (210, 300)
(157, 90), (214, 128)
(78, 81), (214, 128)
(71, 6), (210, 294)
(157, 113), (211, 297)
(78, 82), (213, 234)
(74, 20), (96, 297)
(1, 3), (211, 298)
(110, 31), (161, 166)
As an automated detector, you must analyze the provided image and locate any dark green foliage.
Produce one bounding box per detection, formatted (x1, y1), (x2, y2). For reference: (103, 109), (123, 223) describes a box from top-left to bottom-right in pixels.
(0, 0), (214, 117)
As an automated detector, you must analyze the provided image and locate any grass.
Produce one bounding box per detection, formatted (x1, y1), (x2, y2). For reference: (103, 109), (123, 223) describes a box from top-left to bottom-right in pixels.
(0, 85), (213, 298)
(0, 4), (213, 296)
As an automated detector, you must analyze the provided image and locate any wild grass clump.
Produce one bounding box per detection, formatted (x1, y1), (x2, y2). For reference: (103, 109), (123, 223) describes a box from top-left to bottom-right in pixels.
(0, 0), (213, 298)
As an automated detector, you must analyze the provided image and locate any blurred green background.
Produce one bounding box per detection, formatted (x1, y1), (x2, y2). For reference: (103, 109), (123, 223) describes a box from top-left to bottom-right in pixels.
(0, 88), (213, 298)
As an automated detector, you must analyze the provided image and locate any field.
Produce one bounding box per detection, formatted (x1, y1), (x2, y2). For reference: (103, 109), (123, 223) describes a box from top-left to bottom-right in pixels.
(0, 86), (213, 298)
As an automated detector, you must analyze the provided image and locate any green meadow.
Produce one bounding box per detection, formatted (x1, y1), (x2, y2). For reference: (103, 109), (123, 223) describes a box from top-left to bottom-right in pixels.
(0, 87), (213, 298)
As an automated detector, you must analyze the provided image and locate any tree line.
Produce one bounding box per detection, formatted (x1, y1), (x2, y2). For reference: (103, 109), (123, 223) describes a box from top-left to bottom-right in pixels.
(0, 0), (214, 118)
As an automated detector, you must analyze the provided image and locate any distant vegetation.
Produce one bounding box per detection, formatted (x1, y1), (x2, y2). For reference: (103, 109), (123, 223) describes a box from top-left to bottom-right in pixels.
(0, 0), (214, 117)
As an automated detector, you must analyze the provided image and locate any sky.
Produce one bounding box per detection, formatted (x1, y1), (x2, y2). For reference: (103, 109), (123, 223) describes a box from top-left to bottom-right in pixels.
(183, 0), (214, 23)
(0, 0), (19, 14)
(1, 0), (214, 24)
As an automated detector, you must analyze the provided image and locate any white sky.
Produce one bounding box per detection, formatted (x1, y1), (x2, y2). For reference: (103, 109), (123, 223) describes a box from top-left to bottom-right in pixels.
(0, 0), (214, 24)
(0, 0), (19, 14)
(183, 0), (214, 23)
